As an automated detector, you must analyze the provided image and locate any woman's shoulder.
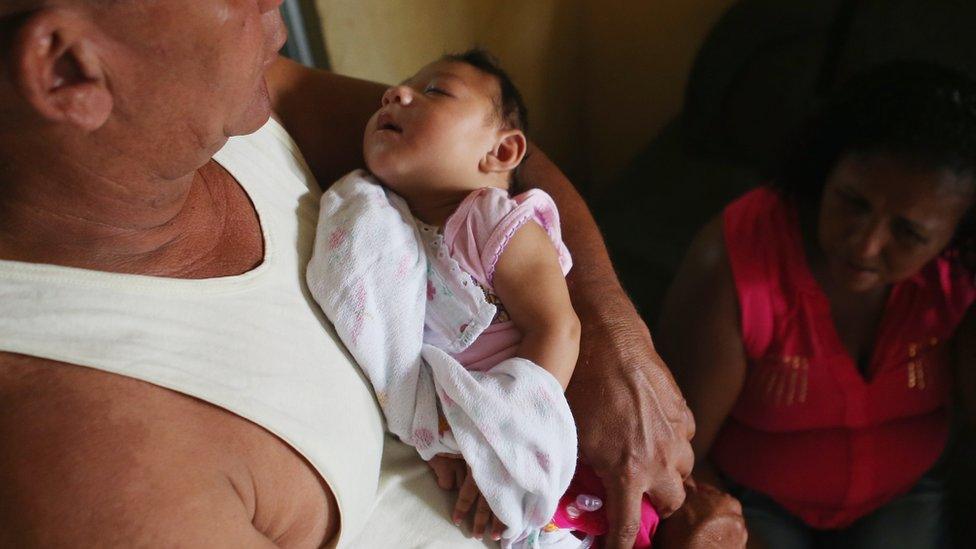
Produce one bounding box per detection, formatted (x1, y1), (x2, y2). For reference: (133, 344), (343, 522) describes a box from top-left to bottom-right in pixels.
(683, 215), (729, 275)
(719, 187), (802, 354)
(722, 185), (801, 268)
(916, 252), (976, 320)
(723, 186), (788, 226)
(672, 187), (788, 292)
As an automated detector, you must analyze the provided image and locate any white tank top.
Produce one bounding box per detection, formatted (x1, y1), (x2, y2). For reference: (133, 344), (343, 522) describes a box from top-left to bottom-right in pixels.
(0, 119), (384, 546)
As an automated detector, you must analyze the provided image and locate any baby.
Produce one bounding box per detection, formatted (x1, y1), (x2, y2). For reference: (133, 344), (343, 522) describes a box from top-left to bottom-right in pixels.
(309, 49), (657, 547)
(363, 49), (581, 542)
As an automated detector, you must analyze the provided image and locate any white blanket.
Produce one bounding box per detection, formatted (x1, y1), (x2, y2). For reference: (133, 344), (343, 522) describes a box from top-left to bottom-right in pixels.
(306, 170), (577, 545)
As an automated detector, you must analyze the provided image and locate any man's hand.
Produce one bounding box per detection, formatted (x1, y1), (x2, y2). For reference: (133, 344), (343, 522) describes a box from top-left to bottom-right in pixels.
(657, 479), (747, 549)
(566, 304), (696, 549)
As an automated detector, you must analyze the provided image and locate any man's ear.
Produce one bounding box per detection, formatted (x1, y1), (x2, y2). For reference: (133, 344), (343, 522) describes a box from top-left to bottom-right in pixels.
(480, 129), (527, 174)
(8, 8), (112, 131)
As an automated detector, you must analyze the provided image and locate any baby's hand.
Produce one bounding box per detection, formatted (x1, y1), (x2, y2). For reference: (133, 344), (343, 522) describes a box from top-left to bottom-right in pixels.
(453, 462), (506, 541)
(427, 453), (466, 490)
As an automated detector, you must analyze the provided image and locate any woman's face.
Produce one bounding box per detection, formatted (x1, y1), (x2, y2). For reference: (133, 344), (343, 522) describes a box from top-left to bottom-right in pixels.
(817, 153), (974, 292)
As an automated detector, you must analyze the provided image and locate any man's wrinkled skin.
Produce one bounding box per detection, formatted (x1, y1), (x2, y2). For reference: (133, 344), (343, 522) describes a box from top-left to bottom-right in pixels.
(0, 1), (716, 546)
(0, 1), (336, 546)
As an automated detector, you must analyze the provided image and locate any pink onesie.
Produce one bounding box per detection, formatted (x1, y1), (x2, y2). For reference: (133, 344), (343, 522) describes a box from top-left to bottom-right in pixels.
(440, 186), (658, 548)
(442, 186), (572, 371)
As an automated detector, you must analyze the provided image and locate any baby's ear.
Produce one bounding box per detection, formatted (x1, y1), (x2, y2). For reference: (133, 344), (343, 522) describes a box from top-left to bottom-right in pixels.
(480, 129), (527, 174)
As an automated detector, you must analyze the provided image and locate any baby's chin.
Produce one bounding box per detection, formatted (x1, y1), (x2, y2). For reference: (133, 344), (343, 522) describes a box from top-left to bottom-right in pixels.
(364, 158), (409, 193)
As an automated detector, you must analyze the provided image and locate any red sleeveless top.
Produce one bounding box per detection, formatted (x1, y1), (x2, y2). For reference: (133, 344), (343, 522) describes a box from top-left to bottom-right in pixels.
(711, 188), (975, 529)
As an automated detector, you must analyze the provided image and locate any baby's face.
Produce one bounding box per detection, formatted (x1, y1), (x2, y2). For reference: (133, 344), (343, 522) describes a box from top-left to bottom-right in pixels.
(363, 60), (504, 193)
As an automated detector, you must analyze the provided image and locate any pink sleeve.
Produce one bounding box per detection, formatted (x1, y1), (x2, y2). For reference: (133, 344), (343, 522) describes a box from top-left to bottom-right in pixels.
(443, 187), (572, 292)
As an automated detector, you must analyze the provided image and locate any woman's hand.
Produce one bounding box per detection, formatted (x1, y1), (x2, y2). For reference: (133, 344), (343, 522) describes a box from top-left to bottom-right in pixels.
(566, 302), (696, 549)
(657, 479), (747, 549)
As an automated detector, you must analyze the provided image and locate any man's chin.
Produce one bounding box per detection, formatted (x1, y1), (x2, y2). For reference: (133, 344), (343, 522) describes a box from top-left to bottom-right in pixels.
(227, 80), (275, 137)
(239, 108), (274, 136)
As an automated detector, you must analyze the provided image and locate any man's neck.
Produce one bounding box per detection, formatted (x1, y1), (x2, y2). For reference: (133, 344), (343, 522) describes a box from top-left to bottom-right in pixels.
(0, 154), (211, 273)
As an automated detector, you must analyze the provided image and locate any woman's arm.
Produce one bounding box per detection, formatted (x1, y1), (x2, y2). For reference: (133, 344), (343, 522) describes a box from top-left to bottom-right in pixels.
(657, 216), (747, 466)
(655, 215), (750, 548)
(492, 222), (580, 389)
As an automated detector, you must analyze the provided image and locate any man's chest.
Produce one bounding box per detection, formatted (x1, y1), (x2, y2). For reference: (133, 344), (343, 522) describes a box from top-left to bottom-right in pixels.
(172, 161), (265, 278)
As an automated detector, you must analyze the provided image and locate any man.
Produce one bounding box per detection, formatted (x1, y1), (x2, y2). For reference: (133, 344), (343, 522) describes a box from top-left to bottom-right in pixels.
(0, 1), (742, 546)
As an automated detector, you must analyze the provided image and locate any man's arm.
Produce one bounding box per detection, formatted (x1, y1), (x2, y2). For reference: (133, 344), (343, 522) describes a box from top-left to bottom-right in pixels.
(266, 56), (385, 187)
(266, 57), (695, 549)
(519, 145), (696, 547)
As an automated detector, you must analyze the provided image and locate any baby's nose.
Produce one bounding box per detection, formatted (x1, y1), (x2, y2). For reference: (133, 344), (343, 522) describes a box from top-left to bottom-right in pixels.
(382, 85), (413, 106)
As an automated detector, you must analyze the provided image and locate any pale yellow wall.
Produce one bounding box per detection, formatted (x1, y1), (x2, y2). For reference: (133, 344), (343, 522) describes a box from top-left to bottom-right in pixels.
(315, 0), (586, 178)
(581, 0), (735, 190)
(315, 0), (733, 190)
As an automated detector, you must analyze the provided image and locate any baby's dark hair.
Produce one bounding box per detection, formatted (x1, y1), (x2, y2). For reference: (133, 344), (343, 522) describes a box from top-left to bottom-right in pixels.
(442, 48), (529, 134)
(776, 60), (976, 271)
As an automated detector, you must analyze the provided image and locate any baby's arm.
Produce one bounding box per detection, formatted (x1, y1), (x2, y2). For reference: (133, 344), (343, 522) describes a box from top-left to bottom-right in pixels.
(493, 222), (581, 389)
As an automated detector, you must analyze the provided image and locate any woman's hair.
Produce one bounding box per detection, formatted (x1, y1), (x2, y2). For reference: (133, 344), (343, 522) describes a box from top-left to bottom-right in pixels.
(776, 60), (976, 271)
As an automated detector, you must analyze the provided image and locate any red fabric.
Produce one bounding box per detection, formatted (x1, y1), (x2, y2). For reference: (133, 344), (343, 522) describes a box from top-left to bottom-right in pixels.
(552, 461), (659, 548)
(712, 187), (975, 529)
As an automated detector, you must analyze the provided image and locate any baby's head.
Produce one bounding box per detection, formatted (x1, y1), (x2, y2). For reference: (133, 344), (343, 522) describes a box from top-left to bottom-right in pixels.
(363, 49), (528, 197)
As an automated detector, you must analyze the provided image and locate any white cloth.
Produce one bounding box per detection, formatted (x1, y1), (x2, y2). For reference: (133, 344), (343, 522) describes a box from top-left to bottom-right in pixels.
(307, 171), (578, 545)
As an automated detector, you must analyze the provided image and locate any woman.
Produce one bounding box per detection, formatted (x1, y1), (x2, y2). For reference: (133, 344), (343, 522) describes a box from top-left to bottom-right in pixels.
(658, 61), (976, 548)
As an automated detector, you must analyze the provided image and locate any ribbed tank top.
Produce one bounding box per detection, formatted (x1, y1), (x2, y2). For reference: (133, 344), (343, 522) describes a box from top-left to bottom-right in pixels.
(0, 119), (384, 545)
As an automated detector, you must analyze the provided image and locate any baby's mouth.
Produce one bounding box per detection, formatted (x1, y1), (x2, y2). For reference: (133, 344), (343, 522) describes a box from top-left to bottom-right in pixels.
(377, 113), (403, 134)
